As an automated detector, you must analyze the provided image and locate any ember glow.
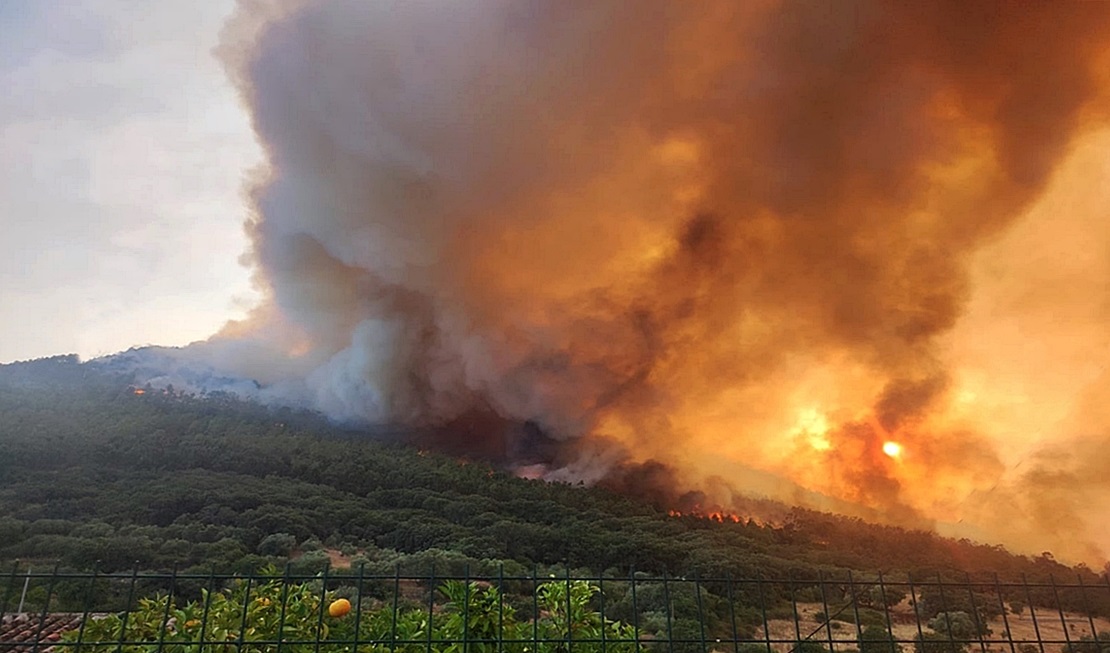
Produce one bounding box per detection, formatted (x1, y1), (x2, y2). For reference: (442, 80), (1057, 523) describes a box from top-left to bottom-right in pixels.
(210, 1), (1110, 564)
(668, 509), (743, 524)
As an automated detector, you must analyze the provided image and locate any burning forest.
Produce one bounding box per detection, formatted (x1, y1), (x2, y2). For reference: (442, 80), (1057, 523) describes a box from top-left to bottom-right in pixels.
(141, 0), (1110, 565)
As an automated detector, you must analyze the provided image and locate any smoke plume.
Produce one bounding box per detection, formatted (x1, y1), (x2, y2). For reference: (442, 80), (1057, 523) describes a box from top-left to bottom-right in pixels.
(209, 0), (1110, 563)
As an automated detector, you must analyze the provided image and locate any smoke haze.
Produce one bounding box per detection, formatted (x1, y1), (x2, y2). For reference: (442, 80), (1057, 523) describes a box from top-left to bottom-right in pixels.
(207, 0), (1110, 564)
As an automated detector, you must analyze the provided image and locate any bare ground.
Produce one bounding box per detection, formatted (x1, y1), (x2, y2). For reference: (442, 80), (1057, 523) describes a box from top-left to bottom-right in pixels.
(745, 601), (1110, 653)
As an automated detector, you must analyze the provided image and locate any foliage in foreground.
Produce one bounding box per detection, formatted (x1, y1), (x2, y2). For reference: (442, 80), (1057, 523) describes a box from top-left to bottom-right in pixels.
(64, 570), (637, 653)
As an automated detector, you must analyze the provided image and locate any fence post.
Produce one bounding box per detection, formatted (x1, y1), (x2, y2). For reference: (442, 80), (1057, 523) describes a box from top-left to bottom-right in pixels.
(907, 574), (926, 652)
(235, 570), (254, 653)
(426, 563), (436, 653)
(498, 563), (506, 653)
(354, 561), (366, 653)
(315, 563), (332, 653)
(74, 562), (101, 653)
(962, 572), (988, 653)
(0, 561), (20, 621)
(630, 569), (640, 653)
(599, 568), (607, 653)
(877, 571), (897, 653)
(30, 563), (60, 653)
(817, 570), (835, 653)
(156, 565), (179, 653)
(464, 564), (472, 653)
(1019, 574), (1045, 653)
(1049, 574), (1073, 653)
(17, 573), (29, 614)
(275, 562), (291, 653)
(114, 566), (141, 653)
(757, 573), (772, 653)
(935, 573), (959, 653)
(847, 570), (863, 645)
(566, 567), (574, 653)
(662, 572), (674, 653)
(992, 573), (1017, 653)
(787, 573), (802, 648)
(1075, 574), (1100, 642)
(694, 572), (708, 653)
(390, 563), (401, 653)
(533, 565), (540, 653)
(725, 571), (740, 653)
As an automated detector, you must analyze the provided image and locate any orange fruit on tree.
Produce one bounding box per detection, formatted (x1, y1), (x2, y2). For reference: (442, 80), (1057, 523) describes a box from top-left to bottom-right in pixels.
(328, 598), (351, 618)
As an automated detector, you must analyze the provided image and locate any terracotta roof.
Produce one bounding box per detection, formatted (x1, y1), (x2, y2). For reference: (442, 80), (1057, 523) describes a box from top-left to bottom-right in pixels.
(0, 614), (83, 653)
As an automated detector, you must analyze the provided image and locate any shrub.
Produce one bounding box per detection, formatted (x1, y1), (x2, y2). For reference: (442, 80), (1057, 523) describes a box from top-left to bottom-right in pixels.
(256, 532), (297, 557)
(915, 632), (968, 653)
(795, 640), (832, 653)
(927, 611), (988, 639)
(1062, 632), (1110, 653)
(289, 549), (330, 575)
(859, 625), (902, 653)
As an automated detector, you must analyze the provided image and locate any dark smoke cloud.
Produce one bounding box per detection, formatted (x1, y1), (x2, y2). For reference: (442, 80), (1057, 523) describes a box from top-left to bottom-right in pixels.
(210, 0), (1110, 562)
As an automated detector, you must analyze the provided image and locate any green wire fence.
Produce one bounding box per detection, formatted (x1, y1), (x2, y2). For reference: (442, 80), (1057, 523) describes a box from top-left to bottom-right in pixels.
(1, 565), (1108, 653)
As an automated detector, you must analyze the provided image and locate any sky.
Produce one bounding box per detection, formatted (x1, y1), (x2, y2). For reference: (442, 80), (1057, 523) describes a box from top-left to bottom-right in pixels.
(0, 0), (259, 363)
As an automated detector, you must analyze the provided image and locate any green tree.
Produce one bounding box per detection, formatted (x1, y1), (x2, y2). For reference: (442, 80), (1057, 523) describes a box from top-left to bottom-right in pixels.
(915, 632), (967, 653)
(257, 532), (297, 557)
(928, 611), (987, 639)
(795, 641), (832, 653)
(871, 586), (908, 609)
(1062, 632), (1110, 653)
(860, 626), (902, 653)
(289, 550), (330, 574)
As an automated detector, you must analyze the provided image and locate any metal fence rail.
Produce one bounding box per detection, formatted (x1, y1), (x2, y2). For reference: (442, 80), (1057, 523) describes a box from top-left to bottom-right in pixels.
(1, 565), (1108, 653)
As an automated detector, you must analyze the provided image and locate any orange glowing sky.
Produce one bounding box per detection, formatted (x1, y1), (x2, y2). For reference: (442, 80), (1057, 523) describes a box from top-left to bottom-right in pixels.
(661, 128), (1110, 562)
(208, 1), (1110, 564)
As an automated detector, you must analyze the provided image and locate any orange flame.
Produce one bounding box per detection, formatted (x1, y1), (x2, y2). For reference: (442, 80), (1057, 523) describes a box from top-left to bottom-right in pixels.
(668, 508), (742, 524)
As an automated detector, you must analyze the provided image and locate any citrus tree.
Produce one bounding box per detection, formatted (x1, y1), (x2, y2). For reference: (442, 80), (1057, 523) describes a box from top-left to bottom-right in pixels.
(63, 571), (638, 653)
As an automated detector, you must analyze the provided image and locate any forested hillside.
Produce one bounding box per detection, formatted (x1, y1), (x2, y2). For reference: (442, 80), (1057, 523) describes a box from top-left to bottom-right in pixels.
(0, 356), (1104, 591)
